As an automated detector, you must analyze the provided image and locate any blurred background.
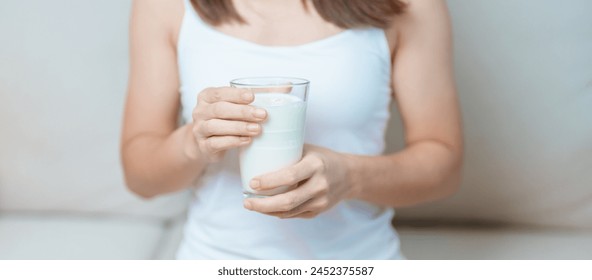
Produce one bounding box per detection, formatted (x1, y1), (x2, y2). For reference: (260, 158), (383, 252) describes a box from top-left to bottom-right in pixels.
(0, 0), (591, 259)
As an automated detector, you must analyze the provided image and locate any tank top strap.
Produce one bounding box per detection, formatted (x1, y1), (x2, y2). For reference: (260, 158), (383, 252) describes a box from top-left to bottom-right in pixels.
(182, 0), (191, 11)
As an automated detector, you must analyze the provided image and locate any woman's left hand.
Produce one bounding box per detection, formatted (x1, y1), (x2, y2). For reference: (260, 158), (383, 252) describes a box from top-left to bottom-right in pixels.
(243, 144), (355, 219)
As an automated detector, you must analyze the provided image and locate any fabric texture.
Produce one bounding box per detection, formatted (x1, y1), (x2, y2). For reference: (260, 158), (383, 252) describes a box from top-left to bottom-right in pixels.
(0, 214), (164, 259)
(398, 226), (592, 259)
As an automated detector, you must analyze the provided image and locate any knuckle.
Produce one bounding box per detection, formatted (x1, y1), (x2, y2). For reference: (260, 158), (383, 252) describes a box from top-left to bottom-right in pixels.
(212, 102), (223, 116)
(309, 204), (321, 212)
(285, 170), (298, 184)
(199, 88), (214, 101)
(318, 198), (329, 209)
(200, 121), (211, 135)
(317, 184), (329, 196)
(240, 122), (250, 133)
(280, 196), (297, 211)
(279, 204), (291, 212)
(318, 178), (329, 190)
(313, 156), (325, 171)
(206, 138), (220, 152)
(193, 104), (208, 119)
(212, 90), (222, 102)
(242, 106), (253, 118)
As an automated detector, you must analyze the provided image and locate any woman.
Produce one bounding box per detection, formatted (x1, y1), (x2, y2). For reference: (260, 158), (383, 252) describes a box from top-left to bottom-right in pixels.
(122, 0), (462, 259)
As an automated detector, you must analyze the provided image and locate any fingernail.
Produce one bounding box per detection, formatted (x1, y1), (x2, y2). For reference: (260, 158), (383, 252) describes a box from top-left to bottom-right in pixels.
(250, 179), (260, 190)
(247, 123), (260, 132)
(243, 200), (252, 210)
(253, 109), (267, 119)
(242, 92), (253, 101)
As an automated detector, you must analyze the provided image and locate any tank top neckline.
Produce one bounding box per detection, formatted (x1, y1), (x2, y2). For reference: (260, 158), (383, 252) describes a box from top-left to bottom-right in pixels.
(183, 2), (368, 51)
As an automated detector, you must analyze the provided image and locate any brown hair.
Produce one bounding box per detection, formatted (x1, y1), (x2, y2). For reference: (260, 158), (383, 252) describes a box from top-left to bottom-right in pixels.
(190, 0), (406, 29)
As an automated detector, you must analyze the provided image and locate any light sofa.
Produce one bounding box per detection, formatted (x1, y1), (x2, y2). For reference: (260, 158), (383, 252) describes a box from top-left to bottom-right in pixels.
(1, 0), (590, 259)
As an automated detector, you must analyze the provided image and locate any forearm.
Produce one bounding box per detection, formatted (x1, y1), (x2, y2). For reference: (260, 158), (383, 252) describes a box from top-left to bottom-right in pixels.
(346, 140), (462, 207)
(121, 124), (207, 198)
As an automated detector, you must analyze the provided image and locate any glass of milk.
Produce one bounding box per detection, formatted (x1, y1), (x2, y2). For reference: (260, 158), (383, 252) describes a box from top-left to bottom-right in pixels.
(230, 77), (309, 198)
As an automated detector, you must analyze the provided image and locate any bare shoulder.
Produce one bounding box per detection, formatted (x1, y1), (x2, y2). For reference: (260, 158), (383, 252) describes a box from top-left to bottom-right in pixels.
(131, 0), (184, 45)
(386, 0), (451, 53)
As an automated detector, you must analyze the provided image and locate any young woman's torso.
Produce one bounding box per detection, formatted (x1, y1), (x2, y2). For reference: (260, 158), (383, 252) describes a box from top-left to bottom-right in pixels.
(168, 0), (403, 259)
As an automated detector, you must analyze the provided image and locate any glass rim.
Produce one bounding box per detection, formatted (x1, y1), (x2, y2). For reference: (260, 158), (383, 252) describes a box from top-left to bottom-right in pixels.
(230, 77), (309, 88)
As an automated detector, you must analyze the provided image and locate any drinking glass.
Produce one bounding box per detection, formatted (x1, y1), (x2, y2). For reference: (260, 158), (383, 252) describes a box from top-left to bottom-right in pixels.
(230, 77), (309, 198)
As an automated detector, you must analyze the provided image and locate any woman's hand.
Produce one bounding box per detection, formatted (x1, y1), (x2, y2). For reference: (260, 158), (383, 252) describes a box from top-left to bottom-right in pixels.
(243, 145), (355, 219)
(186, 87), (268, 162)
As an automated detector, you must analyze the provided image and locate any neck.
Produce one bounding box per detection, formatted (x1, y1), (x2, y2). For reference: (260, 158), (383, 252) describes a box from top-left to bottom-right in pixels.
(234, 0), (310, 23)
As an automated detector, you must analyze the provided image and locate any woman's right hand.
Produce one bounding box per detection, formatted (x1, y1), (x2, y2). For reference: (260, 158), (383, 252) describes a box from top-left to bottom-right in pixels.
(185, 87), (267, 162)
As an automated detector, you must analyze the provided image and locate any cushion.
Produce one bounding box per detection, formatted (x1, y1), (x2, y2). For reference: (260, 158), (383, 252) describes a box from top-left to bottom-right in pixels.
(154, 216), (187, 260)
(387, 0), (592, 228)
(0, 213), (167, 259)
(398, 225), (592, 260)
(0, 0), (190, 219)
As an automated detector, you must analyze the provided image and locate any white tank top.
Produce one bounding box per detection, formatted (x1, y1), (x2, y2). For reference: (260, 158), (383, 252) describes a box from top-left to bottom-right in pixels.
(176, 0), (402, 259)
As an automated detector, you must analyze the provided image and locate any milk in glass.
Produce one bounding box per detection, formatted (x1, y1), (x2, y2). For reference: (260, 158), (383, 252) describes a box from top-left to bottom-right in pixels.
(240, 93), (306, 197)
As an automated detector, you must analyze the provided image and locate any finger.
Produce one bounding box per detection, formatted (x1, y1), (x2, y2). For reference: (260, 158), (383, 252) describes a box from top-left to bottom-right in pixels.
(266, 177), (329, 218)
(203, 135), (251, 154)
(199, 87), (254, 104)
(265, 210), (316, 219)
(206, 102), (267, 121)
(273, 198), (315, 219)
(200, 119), (261, 137)
(291, 211), (317, 219)
(251, 154), (321, 191)
(265, 210), (317, 219)
(244, 181), (316, 213)
(281, 197), (329, 218)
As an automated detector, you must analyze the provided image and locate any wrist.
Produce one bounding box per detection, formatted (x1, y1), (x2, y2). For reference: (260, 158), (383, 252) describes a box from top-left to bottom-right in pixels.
(181, 123), (204, 163)
(342, 153), (363, 200)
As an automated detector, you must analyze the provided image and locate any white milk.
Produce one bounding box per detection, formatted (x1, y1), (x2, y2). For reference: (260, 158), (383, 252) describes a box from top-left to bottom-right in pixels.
(240, 93), (307, 197)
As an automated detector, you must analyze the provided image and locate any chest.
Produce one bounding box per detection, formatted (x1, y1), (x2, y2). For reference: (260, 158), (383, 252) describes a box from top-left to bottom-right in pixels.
(177, 13), (393, 134)
(215, 3), (344, 47)
(180, 42), (390, 129)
